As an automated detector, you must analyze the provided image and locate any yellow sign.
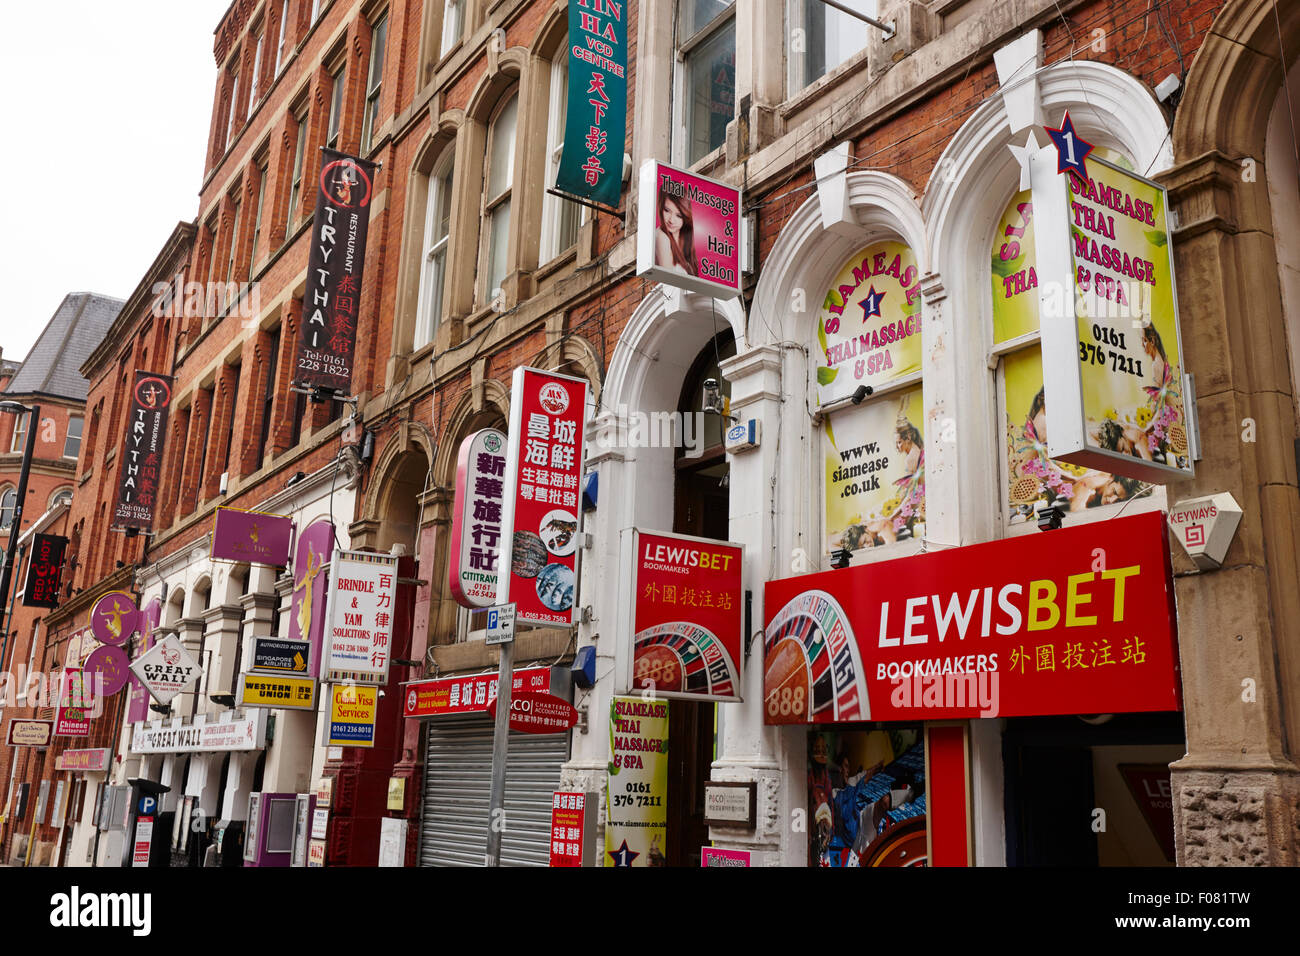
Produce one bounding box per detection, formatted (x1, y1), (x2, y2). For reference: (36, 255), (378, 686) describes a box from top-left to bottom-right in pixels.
(605, 697), (669, 867)
(325, 683), (378, 747)
(239, 673), (317, 710)
(387, 777), (406, 811)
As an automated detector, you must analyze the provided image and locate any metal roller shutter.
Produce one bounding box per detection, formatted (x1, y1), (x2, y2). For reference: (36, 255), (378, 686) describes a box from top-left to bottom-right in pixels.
(420, 715), (569, 867)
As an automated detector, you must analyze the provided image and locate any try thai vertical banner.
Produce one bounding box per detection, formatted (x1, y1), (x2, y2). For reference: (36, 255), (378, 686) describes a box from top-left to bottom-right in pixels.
(294, 147), (378, 394)
(554, 0), (627, 209)
(636, 160), (742, 298)
(496, 368), (588, 627)
(22, 533), (67, 608)
(448, 428), (507, 608)
(113, 371), (173, 531)
(618, 529), (744, 702)
(212, 506), (293, 566)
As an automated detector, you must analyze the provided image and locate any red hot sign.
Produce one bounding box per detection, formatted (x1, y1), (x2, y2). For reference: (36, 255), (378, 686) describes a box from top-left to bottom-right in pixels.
(496, 368), (588, 627)
(113, 371), (173, 531)
(293, 147), (378, 394)
(22, 533), (67, 609)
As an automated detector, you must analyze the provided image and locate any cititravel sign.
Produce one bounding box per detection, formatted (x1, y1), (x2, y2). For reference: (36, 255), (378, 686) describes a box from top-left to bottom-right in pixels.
(763, 511), (1180, 723)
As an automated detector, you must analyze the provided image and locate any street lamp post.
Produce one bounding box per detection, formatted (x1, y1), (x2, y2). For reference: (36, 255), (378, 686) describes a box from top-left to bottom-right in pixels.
(0, 400), (40, 666)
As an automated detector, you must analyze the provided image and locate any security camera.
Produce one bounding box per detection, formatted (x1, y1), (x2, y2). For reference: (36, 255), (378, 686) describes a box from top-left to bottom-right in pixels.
(1155, 74), (1181, 106)
(1036, 504), (1064, 532)
(850, 385), (872, 405)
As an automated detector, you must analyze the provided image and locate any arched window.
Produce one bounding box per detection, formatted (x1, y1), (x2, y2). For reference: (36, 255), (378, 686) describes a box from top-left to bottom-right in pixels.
(0, 487), (15, 531)
(49, 487), (73, 510)
(415, 150), (455, 348)
(541, 38), (582, 262)
(480, 92), (518, 303)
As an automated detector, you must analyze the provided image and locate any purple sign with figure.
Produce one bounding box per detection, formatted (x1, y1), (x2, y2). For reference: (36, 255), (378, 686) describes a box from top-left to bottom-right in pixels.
(84, 644), (131, 697)
(212, 507), (294, 566)
(90, 591), (139, 647)
(290, 519), (334, 679)
(127, 598), (161, 723)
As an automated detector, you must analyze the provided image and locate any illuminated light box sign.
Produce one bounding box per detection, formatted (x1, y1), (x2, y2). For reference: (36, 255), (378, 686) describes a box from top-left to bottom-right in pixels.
(617, 529), (744, 703)
(1029, 136), (1193, 483)
(636, 160), (742, 299)
(763, 511), (1180, 724)
(448, 428), (507, 609)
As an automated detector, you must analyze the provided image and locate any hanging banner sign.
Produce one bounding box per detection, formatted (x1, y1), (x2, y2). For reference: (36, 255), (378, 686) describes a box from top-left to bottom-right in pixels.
(212, 506), (293, 566)
(113, 371), (173, 531)
(605, 696), (669, 867)
(129, 633), (201, 706)
(486, 691), (579, 735)
(55, 748), (111, 773)
(324, 683), (378, 747)
(90, 590), (139, 647)
(402, 665), (553, 719)
(290, 519), (333, 679)
(449, 428), (507, 608)
(293, 147), (378, 394)
(1030, 134), (1192, 483)
(322, 549), (399, 684)
(824, 385), (926, 556)
(238, 673), (317, 710)
(84, 644), (131, 697)
(126, 599), (159, 725)
(496, 368), (588, 627)
(54, 668), (92, 737)
(554, 0), (628, 209)
(6, 719), (53, 747)
(636, 160), (742, 298)
(763, 511), (1180, 724)
(617, 529), (744, 702)
(22, 533), (67, 608)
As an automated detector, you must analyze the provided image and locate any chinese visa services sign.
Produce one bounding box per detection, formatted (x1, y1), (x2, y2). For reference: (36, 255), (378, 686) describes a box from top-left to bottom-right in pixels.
(323, 550), (399, 684)
(113, 371), (173, 531)
(605, 696), (668, 867)
(636, 160), (742, 298)
(449, 428), (507, 608)
(618, 529), (743, 702)
(1030, 136), (1192, 483)
(763, 511), (1180, 724)
(294, 147), (378, 394)
(324, 683), (378, 747)
(496, 368), (588, 627)
(555, 0), (627, 209)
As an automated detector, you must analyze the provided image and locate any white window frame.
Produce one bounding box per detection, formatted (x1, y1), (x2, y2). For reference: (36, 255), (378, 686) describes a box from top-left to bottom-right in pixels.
(287, 111), (308, 229)
(361, 12), (389, 154)
(440, 0), (464, 57)
(311, 0), (323, 25)
(9, 412), (27, 453)
(63, 416), (83, 460)
(275, 1), (290, 75)
(327, 65), (345, 150)
(0, 486), (15, 531)
(248, 30), (264, 116)
(250, 160), (268, 279)
(674, 2), (736, 167)
(480, 92), (519, 305)
(541, 46), (585, 263)
(785, 0), (873, 97)
(225, 71), (240, 151)
(415, 151), (455, 350)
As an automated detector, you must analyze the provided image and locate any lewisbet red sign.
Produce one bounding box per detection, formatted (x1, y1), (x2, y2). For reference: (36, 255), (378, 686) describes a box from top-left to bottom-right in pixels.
(496, 368), (588, 627)
(763, 511), (1181, 723)
(486, 691), (579, 735)
(621, 529), (744, 702)
(403, 666), (553, 719)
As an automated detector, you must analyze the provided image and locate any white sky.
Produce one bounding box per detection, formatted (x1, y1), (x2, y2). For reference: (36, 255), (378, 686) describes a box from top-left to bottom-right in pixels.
(0, 1), (232, 366)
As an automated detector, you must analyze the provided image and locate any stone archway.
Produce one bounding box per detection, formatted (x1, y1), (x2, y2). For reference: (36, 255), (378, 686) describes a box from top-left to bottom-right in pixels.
(1160, 0), (1300, 866)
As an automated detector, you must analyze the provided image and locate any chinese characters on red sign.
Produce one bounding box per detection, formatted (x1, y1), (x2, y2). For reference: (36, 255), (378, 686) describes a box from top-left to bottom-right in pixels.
(402, 666), (552, 719)
(497, 369), (588, 627)
(549, 791), (591, 867)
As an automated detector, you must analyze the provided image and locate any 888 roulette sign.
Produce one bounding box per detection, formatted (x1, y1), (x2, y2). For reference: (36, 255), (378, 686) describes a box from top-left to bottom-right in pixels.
(763, 589), (868, 723)
(632, 622), (739, 700)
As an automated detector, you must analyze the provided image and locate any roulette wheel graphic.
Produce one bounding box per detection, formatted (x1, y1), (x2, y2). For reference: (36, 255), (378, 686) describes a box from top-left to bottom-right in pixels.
(861, 816), (928, 867)
(763, 589), (867, 723)
(632, 622), (739, 699)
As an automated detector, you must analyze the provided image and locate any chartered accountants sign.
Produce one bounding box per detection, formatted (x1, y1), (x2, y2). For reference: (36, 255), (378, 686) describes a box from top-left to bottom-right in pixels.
(131, 711), (268, 754)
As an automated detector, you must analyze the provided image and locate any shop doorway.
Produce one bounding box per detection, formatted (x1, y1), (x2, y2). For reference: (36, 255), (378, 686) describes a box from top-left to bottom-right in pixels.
(1002, 712), (1184, 866)
(664, 332), (733, 867)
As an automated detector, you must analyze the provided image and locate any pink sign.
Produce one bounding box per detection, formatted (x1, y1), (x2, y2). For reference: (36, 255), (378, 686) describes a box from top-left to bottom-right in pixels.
(449, 429), (507, 608)
(290, 519), (334, 678)
(126, 599), (160, 724)
(55, 748), (110, 773)
(90, 590), (139, 647)
(54, 668), (92, 737)
(701, 847), (752, 867)
(213, 507), (293, 565)
(84, 644), (131, 697)
(637, 159), (742, 298)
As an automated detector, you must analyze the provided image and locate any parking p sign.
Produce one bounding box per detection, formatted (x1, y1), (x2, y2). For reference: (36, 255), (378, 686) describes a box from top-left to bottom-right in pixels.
(485, 603), (516, 646)
(138, 795), (157, 816)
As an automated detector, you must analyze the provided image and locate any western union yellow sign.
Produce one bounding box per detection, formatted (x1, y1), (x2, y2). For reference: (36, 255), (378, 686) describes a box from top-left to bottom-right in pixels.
(239, 673), (317, 710)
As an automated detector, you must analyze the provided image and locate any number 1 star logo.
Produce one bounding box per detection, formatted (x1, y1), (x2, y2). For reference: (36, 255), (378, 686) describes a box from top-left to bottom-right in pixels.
(1044, 110), (1094, 178)
(608, 840), (640, 867)
(859, 286), (886, 322)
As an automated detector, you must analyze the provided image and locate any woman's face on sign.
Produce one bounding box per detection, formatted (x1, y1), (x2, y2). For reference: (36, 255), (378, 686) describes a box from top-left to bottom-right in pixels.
(661, 196), (683, 236)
